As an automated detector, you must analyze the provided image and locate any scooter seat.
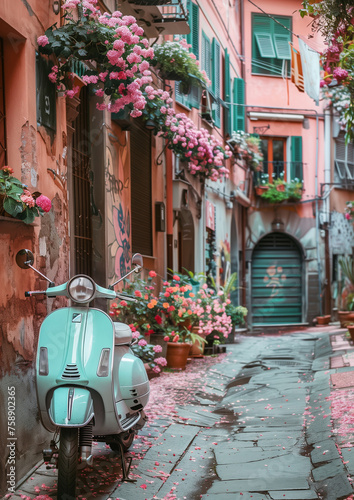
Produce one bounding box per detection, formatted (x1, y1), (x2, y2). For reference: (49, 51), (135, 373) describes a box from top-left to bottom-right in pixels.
(113, 322), (133, 345)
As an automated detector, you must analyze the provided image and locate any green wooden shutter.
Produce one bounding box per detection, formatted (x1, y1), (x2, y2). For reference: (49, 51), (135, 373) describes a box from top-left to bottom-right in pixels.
(187, 1), (199, 59)
(274, 34), (291, 60)
(290, 136), (303, 182)
(233, 78), (245, 132)
(212, 38), (221, 128)
(186, 1), (199, 108)
(224, 48), (231, 135)
(255, 33), (275, 58)
(202, 32), (211, 81)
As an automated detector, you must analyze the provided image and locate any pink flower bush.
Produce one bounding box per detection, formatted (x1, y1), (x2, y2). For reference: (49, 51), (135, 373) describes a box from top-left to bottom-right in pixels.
(37, 1), (154, 117)
(141, 85), (231, 181)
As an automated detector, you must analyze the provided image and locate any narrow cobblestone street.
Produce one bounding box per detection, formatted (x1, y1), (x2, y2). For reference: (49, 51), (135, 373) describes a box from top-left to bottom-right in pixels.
(6, 326), (354, 500)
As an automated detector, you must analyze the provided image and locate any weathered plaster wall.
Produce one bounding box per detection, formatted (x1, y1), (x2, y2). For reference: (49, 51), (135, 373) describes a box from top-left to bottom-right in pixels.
(0, 2), (69, 495)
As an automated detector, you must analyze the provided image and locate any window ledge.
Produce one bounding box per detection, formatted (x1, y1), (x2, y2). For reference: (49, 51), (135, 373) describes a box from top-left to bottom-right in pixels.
(0, 216), (37, 226)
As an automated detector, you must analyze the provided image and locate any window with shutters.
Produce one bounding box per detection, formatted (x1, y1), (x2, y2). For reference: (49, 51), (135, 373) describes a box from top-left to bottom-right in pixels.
(252, 14), (292, 76)
(232, 78), (245, 133)
(334, 131), (354, 184)
(130, 118), (153, 256)
(260, 136), (303, 183)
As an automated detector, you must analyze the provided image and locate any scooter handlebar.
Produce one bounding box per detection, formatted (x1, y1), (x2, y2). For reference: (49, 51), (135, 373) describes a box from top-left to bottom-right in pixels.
(25, 291), (47, 297)
(115, 293), (138, 303)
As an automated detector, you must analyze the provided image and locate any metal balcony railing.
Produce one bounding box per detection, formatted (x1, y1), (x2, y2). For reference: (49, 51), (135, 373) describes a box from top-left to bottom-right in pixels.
(123, 0), (189, 35)
(254, 161), (304, 185)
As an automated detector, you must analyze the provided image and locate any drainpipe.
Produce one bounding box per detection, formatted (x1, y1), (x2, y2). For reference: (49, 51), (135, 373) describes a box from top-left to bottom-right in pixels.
(323, 109), (332, 314)
(314, 112), (322, 316)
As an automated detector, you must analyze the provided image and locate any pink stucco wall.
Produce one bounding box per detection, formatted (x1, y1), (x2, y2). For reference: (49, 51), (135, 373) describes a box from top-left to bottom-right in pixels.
(243, 0), (326, 213)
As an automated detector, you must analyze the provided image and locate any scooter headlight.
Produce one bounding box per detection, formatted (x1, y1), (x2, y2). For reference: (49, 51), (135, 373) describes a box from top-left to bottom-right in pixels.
(68, 275), (96, 303)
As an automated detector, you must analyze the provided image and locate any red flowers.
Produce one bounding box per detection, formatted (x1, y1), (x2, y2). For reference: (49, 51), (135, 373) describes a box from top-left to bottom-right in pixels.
(155, 314), (163, 325)
(149, 270), (157, 278)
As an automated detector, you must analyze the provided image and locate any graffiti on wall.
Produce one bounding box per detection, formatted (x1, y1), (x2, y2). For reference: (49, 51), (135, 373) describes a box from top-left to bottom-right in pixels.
(219, 235), (231, 287)
(263, 265), (287, 297)
(106, 146), (130, 281)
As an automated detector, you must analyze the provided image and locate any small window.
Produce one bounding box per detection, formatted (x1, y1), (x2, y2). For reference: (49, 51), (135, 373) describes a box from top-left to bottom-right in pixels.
(334, 131), (354, 184)
(260, 136), (303, 183)
(252, 14), (292, 76)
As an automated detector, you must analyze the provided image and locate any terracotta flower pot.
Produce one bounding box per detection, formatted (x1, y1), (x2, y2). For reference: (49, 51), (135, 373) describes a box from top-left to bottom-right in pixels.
(255, 186), (268, 196)
(338, 311), (354, 328)
(316, 315), (331, 325)
(348, 325), (354, 341)
(166, 342), (191, 370)
(189, 337), (205, 357)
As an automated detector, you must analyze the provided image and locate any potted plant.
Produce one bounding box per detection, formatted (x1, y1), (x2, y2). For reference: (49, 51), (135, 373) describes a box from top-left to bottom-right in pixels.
(0, 166), (52, 224)
(37, 0), (154, 117)
(229, 131), (264, 171)
(316, 315), (331, 325)
(151, 39), (210, 91)
(260, 176), (303, 204)
(347, 323), (354, 342)
(128, 326), (167, 378)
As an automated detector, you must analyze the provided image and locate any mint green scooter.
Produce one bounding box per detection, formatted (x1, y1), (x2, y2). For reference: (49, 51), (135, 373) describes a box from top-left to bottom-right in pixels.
(16, 249), (150, 500)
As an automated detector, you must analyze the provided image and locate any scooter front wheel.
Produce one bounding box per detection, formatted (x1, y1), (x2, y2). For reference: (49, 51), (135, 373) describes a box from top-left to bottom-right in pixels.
(57, 428), (78, 500)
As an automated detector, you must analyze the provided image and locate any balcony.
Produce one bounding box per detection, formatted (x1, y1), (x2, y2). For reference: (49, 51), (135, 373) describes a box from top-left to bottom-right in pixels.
(118, 0), (189, 38)
(256, 161), (304, 184)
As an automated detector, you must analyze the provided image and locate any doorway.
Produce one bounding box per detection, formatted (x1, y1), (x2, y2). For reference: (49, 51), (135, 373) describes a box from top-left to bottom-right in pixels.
(251, 232), (303, 325)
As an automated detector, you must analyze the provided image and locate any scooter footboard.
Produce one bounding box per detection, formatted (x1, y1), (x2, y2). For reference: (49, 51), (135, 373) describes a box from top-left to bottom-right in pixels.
(49, 387), (94, 427)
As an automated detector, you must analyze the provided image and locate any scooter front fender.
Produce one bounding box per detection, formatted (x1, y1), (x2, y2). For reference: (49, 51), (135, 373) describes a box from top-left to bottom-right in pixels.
(49, 387), (94, 427)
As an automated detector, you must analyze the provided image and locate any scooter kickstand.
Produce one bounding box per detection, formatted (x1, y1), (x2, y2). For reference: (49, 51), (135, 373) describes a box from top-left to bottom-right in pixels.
(117, 441), (136, 483)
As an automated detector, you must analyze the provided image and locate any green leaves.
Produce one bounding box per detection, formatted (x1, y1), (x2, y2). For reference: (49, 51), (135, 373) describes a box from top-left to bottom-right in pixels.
(3, 197), (24, 216)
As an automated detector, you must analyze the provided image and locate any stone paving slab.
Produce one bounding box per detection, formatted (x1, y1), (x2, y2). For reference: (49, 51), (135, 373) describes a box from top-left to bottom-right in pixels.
(202, 493), (271, 500)
(312, 457), (346, 481)
(174, 405), (221, 426)
(142, 422), (200, 462)
(331, 370), (354, 388)
(310, 439), (340, 464)
(214, 447), (292, 465)
(315, 472), (354, 500)
(207, 476), (310, 494)
(216, 453), (311, 481)
(268, 491), (319, 499)
(240, 415), (303, 428)
(341, 447), (354, 474)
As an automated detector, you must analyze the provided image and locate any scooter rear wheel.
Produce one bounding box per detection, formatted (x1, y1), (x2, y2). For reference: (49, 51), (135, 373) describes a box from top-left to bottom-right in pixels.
(57, 428), (78, 500)
(109, 430), (135, 453)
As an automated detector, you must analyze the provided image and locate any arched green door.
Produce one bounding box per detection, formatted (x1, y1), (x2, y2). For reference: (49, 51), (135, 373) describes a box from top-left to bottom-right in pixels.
(251, 233), (303, 325)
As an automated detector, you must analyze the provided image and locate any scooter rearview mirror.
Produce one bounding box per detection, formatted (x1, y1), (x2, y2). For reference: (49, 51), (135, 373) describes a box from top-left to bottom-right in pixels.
(132, 253), (143, 271)
(16, 249), (35, 269)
